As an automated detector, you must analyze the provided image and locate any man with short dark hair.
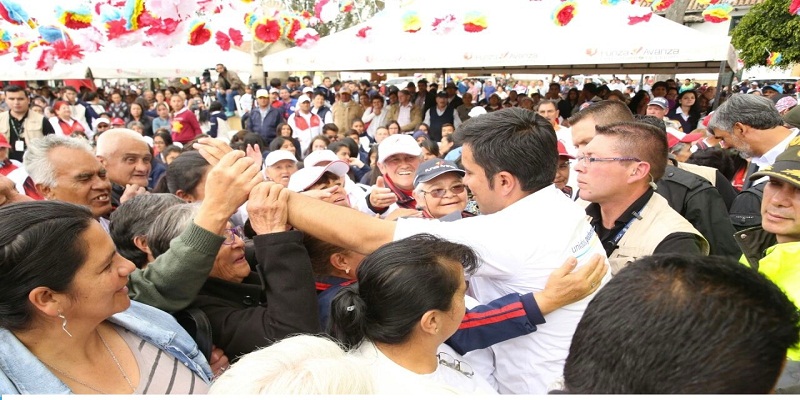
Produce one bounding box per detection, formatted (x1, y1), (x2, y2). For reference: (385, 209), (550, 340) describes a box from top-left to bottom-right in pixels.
(0, 85), (54, 162)
(248, 89), (285, 143)
(575, 122), (708, 273)
(562, 254), (800, 394)
(423, 92), (461, 142)
(215, 63), (245, 117)
(385, 89), (421, 134)
(414, 78), (435, 113)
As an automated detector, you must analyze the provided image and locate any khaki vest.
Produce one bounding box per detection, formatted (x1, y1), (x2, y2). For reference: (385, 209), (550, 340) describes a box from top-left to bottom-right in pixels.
(608, 193), (709, 274)
(331, 101), (364, 132)
(678, 162), (717, 186)
(0, 111), (45, 145)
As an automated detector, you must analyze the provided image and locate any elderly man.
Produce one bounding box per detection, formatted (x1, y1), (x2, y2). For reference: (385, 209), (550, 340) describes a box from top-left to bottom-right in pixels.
(24, 135), (113, 228)
(423, 92), (462, 142)
(561, 254), (799, 394)
(331, 87), (364, 133)
(95, 128), (152, 207)
(709, 94), (800, 231)
(358, 134), (422, 215)
(215, 63), (245, 116)
(385, 89), (422, 134)
(412, 158), (472, 220)
(263, 150), (297, 187)
(0, 85), (54, 162)
(575, 122), (708, 274)
(646, 97), (682, 131)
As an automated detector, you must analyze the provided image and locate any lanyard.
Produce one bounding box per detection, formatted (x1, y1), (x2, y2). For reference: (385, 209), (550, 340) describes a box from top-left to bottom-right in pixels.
(609, 205), (645, 250)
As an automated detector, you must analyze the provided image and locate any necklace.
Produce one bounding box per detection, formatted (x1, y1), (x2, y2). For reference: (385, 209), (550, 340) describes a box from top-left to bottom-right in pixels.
(42, 329), (136, 394)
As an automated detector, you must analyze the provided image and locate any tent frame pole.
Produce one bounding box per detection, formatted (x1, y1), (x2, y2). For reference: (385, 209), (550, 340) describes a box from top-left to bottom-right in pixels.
(712, 60), (725, 111)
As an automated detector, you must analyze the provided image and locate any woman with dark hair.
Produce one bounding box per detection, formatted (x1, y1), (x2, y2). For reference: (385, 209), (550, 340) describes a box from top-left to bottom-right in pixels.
(628, 90), (651, 116)
(0, 201), (212, 394)
(562, 88), (580, 118)
(339, 138), (370, 182)
(419, 139), (440, 161)
(275, 123), (302, 160)
(269, 136), (299, 160)
(129, 100), (153, 137)
(153, 129), (173, 159)
(360, 145), (382, 186)
(153, 151), (210, 202)
(385, 120), (401, 135)
(329, 234), (493, 393)
(668, 90), (701, 132)
(304, 134), (331, 158)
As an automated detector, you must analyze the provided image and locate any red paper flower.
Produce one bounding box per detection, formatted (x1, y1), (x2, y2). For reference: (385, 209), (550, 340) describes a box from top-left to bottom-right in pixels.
(188, 22), (211, 46)
(228, 28), (243, 46)
(36, 48), (55, 71)
(52, 39), (83, 62)
(106, 19), (130, 40)
(356, 25), (371, 38)
(215, 31), (231, 50)
(627, 12), (652, 25)
(254, 18), (282, 43)
(285, 18), (302, 41)
(791, 0), (800, 15)
(556, 4), (576, 25)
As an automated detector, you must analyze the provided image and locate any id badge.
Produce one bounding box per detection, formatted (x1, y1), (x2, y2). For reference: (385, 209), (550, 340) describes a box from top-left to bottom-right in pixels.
(14, 140), (24, 152)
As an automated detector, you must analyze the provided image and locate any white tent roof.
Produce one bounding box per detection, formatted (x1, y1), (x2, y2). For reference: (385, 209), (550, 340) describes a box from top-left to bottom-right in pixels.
(263, 0), (736, 74)
(0, 44), (253, 80)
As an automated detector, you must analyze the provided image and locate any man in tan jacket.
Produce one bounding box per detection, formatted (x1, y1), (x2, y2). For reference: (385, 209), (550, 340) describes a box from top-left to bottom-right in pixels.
(0, 85), (53, 162)
(385, 89), (422, 134)
(331, 87), (364, 132)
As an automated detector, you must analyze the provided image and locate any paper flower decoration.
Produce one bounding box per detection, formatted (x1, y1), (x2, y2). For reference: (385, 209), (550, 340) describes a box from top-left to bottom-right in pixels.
(339, 0), (354, 13)
(356, 25), (372, 40)
(601, 0), (623, 5)
(552, 2), (577, 26)
(294, 27), (320, 48)
(0, 30), (10, 55)
(463, 11), (487, 32)
(402, 11), (422, 33)
(229, 28), (243, 46)
(139, 12), (180, 36)
(52, 39), (84, 63)
(791, 0), (800, 15)
(38, 25), (68, 44)
(123, 0), (145, 31)
(244, 12), (258, 28)
(315, 0), (338, 24)
(628, 12), (652, 24)
(12, 38), (32, 61)
(70, 26), (104, 52)
(299, 10), (319, 26)
(147, 0), (198, 22)
(702, 3), (732, 22)
(432, 14), (457, 35)
(651, 0), (674, 12)
(0, 0), (35, 28)
(56, 6), (92, 30)
(215, 31), (232, 50)
(188, 21), (211, 45)
(253, 17), (282, 43)
(767, 52), (783, 66)
(697, 0), (720, 4)
(281, 15), (305, 41)
(35, 47), (56, 71)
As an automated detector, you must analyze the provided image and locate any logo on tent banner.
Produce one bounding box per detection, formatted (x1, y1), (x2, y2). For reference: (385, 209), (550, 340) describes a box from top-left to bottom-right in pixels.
(585, 47), (680, 58)
(462, 52), (540, 62)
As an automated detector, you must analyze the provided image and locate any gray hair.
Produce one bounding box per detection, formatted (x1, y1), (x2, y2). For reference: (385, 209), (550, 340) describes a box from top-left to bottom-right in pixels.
(708, 94), (783, 133)
(109, 194), (185, 269)
(127, 121), (145, 130)
(95, 128), (148, 157)
(536, 99), (559, 112)
(23, 135), (94, 188)
(146, 203), (200, 259)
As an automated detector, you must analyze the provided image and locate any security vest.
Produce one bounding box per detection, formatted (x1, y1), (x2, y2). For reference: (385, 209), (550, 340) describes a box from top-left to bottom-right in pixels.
(0, 111), (45, 144)
(608, 193), (709, 274)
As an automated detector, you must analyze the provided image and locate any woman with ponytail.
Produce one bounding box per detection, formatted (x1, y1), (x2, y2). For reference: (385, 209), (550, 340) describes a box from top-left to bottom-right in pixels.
(328, 234), (494, 394)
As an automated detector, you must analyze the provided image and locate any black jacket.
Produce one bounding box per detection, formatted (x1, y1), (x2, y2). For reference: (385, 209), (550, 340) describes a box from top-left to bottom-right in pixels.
(729, 181), (765, 232)
(656, 165), (741, 259)
(733, 226), (777, 270)
(189, 230), (320, 360)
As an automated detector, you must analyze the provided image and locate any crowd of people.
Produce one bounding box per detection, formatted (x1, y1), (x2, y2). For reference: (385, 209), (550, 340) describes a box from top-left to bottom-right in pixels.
(0, 69), (800, 394)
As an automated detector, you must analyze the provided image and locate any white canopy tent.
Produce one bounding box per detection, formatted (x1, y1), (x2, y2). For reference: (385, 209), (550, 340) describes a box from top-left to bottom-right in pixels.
(262, 0), (736, 74)
(0, 44), (253, 80)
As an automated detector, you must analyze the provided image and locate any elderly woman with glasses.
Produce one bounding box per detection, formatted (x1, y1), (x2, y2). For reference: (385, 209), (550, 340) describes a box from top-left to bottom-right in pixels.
(146, 183), (320, 361)
(412, 158), (473, 221)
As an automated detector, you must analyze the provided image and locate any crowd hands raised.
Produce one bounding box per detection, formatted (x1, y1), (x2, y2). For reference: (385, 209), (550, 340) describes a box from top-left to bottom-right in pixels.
(0, 73), (799, 395)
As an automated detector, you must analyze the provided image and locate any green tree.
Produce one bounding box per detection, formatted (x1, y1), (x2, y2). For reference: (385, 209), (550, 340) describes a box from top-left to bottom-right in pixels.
(279, 0), (385, 37)
(731, 0), (800, 68)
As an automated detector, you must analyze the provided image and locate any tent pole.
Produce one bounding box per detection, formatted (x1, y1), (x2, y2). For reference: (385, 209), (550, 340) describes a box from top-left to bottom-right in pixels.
(711, 61), (725, 111)
(442, 68), (447, 90)
(639, 73), (644, 92)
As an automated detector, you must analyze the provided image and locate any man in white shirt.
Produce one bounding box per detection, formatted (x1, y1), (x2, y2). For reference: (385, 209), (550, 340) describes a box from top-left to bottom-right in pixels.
(423, 93), (462, 142)
(225, 108), (611, 394)
(288, 95), (322, 155)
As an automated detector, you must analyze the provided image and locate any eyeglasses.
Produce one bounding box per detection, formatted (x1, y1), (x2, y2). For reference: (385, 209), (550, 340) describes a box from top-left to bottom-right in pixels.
(222, 226), (245, 245)
(437, 352), (474, 377)
(575, 156), (641, 167)
(420, 184), (467, 198)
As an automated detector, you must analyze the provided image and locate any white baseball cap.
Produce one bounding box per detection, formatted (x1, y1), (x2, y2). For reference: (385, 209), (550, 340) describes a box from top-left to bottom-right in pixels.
(302, 87), (314, 94)
(304, 150), (338, 167)
(263, 150), (297, 168)
(288, 160), (350, 192)
(468, 106), (487, 118)
(378, 134), (421, 164)
(297, 94), (311, 104)
(256, 89), (269, 98)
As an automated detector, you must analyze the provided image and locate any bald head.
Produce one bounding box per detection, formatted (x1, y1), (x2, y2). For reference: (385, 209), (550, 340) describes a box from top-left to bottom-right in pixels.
(95, 128), (152, 187)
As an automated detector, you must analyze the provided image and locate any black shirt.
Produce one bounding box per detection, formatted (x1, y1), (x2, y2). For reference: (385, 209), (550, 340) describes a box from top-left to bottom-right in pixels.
(585, 188), (703, 257)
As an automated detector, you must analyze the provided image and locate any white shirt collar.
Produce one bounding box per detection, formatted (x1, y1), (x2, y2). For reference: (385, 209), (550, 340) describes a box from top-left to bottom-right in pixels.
(752, 128), (800, 168)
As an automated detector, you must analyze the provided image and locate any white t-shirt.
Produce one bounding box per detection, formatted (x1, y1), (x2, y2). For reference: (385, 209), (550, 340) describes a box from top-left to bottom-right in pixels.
(350, 340), (496, 394)
(393, 185), (611, 394)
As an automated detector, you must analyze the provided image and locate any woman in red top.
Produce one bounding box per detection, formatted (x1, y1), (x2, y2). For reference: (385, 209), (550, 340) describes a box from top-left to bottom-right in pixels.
(169, 94), (203, 144)
(49, 101), (92, 138)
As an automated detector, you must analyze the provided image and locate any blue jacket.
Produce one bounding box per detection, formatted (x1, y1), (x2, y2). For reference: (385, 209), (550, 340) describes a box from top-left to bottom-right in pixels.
(248, 106), (284, 143)
(0, 301), (213, 394)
